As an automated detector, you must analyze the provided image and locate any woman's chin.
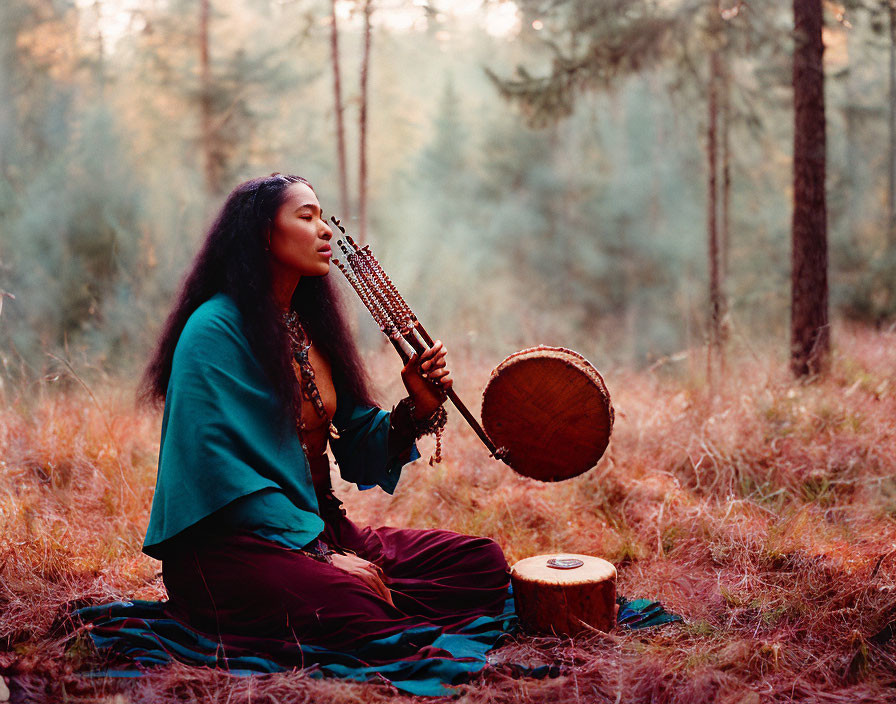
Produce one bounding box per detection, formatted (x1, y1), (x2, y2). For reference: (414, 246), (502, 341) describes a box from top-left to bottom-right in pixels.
(300, 262), (331, 278)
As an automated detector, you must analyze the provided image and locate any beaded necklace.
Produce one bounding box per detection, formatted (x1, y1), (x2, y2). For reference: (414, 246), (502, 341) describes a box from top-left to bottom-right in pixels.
(282, 311), (340, 449)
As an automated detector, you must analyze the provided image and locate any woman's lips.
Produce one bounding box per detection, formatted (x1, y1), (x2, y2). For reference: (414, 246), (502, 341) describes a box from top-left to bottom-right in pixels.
(319, 246), (332, 258)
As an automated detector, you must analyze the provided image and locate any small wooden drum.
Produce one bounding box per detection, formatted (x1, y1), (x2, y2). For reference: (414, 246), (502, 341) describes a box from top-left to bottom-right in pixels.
(511, 553), (617, 636)
(481, 346), (614, 482)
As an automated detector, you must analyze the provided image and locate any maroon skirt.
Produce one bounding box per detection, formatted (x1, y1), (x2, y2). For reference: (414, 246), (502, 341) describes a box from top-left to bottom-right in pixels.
(161, 466), (510, 654)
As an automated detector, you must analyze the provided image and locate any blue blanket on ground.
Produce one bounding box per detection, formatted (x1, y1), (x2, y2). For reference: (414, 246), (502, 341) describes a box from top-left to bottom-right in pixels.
(73, 594), (680, 696)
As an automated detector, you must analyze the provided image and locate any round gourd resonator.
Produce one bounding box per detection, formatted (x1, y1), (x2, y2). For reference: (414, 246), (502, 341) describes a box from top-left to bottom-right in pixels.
(481, 346), (614, 482)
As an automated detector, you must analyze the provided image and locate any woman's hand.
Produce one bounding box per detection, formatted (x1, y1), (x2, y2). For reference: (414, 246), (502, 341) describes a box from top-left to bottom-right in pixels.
(400, 341), (453, 419)
(330, 553), (395, 607)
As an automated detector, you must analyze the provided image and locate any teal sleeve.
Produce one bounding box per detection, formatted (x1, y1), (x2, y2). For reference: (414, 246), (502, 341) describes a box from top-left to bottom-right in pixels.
(143, 294), (323, 558)
(330, 387), (420, 494)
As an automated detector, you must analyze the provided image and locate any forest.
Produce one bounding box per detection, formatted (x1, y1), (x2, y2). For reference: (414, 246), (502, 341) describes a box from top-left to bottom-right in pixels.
(1, 0), (895, 702)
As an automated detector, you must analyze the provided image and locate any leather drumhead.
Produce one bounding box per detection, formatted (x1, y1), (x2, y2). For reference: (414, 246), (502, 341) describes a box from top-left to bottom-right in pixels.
(481, 346), (614, 482)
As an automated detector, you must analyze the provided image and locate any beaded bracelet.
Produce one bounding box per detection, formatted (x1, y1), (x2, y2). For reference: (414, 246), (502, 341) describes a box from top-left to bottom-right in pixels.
(395, 397), (448, 465)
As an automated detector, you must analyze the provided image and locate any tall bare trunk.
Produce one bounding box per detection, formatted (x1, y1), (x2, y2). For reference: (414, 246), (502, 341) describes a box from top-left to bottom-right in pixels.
(790, 0), (829, 377)
(609, 91), (637, 364)
(93, 0), (106, 96)
(358, 0), (372, 244)
(720, 50), (731, 285)
(888, 0), (896, 251)
(843, 17), (861, 248)
(330, 0), (349, 220)
(199, 0), (216, 195)
(706, 3), (723, 384)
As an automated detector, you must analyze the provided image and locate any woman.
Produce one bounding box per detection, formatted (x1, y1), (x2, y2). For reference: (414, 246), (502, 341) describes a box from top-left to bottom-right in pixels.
(139, 173), (510, 657)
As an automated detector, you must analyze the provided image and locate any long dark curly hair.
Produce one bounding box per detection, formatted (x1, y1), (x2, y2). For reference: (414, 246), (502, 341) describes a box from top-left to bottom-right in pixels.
(140, 173), (376, 416)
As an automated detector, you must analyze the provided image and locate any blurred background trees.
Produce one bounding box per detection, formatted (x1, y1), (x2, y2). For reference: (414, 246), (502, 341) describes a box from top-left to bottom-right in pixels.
(0, 0), (892, 386)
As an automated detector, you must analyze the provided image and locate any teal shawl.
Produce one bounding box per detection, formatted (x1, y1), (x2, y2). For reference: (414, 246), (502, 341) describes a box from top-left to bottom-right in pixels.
(143, 293), (417, 559)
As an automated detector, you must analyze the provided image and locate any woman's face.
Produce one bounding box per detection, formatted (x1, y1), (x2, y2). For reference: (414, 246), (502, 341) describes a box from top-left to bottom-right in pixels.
(268, 182), (333, 280)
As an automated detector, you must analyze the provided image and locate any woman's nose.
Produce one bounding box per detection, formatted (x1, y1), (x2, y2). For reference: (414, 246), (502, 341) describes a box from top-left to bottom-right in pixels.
(321, 221), (333, 240)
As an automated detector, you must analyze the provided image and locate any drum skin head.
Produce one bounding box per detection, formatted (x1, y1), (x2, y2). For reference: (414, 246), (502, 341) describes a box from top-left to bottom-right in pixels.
(511, 553), (617, 585)
(481, 346), (614, 482)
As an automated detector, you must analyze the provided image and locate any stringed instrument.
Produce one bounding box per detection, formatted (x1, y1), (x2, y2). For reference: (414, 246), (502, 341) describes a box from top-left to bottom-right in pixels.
(329, 217), (614, 483)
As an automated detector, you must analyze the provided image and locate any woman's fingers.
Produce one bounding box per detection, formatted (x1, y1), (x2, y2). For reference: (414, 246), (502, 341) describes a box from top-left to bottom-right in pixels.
(366, 560), (385, 580)
(421, 340), (443, 356)
(419, 342), (445, 364)
(356, 570), (393, 606)
(419, 342), (449, 377)
(379, 584), (396, 607)
(331, 554), (395, 607)
(364, 567), (395, 606)
(400, 341), (453, 406)
(422, 356), (447, 371)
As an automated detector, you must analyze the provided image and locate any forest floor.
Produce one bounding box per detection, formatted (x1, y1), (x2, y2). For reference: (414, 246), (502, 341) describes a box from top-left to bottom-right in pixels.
(1, 324), (895, 703)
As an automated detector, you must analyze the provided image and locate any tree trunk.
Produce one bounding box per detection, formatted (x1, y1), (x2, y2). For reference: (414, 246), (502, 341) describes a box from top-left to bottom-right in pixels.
(330, 0), (349, 220)
(720, 49), (731, 286)
(358, 0), (372, 244)
(93, 0), (106, 96)
(842, 13), (861, 249)
(888, 0), (896, 251)
(706, 2), (723, 384)
(790, 0), (829, 377)
(609, 91), (637, 364)
(199, 0), (216, 195)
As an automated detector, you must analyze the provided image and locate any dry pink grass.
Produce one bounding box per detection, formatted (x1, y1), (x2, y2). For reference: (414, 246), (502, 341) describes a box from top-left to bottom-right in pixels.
(1, 323), (895, 703)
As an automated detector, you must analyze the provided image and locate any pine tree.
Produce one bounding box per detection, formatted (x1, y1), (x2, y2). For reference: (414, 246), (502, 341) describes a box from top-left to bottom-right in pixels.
(706, 0), (725, 382)
(790, 0), (830, 377)
(330, 0), (350, 219)
(358, 0), (373, 244)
